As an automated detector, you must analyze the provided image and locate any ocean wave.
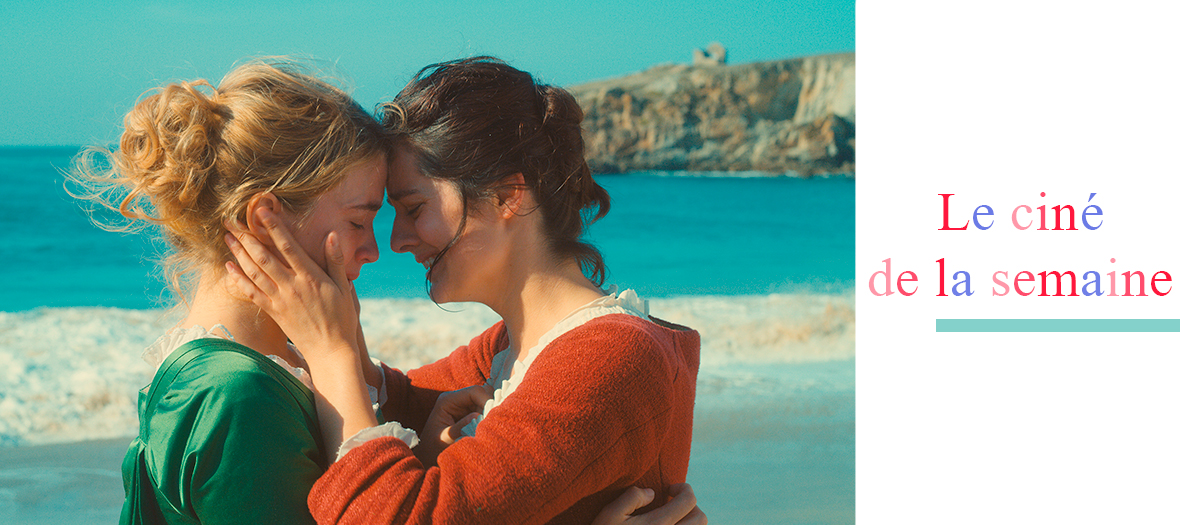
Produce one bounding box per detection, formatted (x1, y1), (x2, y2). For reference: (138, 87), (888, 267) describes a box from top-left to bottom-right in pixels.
(0, 293), (854, 447)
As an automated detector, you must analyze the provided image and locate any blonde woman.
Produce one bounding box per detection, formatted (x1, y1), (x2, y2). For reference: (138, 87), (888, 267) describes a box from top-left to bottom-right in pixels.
(71, 59), (395, 524)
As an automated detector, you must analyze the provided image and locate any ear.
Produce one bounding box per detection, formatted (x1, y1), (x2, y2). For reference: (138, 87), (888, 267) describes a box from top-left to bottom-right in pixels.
(244, 192), (284, 246)
(494, 173), (528, 219)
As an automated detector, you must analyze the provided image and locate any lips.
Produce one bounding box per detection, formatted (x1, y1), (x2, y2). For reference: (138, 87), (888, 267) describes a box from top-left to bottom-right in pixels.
(415, 254), (438, 271)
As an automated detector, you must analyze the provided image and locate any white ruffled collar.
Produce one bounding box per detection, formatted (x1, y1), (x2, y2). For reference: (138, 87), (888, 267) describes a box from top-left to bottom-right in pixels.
(514, 285), (647, 371)
(142, 324), (232, 369)
(578, 285), (648, 318)
(142, 324), (313, 390)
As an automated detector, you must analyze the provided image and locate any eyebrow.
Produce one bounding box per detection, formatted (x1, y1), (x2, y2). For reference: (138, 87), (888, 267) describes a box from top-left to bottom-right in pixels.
(350, 201), (384, 212)
(387, 188), (421, 204)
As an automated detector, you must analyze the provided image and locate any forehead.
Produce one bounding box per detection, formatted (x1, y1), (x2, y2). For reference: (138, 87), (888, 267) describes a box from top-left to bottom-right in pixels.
(321, 155), (388, 205)
(386, 146), (430, 198)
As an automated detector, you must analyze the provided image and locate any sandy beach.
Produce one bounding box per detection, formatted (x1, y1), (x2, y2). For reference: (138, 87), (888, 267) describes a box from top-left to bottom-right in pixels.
(2, 293), (854, 523)
(0, 359), (853, 524)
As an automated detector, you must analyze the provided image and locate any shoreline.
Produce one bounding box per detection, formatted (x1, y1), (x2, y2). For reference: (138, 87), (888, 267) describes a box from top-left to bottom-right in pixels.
(0, 289), (855, 315)
(1, 359), (854, 524)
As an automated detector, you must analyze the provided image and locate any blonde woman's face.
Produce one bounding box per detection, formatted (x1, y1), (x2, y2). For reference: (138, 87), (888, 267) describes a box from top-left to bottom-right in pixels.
(288, 155), (387, 282)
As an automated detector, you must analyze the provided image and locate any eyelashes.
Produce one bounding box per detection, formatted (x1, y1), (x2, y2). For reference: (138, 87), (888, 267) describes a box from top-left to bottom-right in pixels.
(407, 203), (424, 219)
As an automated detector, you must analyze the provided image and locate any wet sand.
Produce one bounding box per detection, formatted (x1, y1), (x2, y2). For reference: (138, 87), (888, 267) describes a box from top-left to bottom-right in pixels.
(0, 437), (127, 524)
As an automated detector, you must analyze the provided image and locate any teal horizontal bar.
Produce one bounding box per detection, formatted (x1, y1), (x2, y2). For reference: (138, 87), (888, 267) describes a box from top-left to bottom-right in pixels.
(936, 319), (1180, 332)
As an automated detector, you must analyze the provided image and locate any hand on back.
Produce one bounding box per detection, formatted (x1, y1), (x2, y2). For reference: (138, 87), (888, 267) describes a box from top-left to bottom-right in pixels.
(593, 484), (707, 525)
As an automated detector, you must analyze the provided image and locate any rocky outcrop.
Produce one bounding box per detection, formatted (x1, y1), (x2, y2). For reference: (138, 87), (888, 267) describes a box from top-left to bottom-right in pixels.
(569, 53), (855, 176)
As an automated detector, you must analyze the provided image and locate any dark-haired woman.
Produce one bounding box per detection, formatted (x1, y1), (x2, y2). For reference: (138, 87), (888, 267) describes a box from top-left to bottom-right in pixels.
(226, 57), (701, 524)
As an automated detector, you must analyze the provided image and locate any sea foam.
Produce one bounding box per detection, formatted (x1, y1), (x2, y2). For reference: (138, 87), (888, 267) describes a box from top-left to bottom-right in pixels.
(0, 293), (853, 447)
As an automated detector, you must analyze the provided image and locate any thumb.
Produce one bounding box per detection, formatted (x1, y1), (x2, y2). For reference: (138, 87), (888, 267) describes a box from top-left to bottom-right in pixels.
(324, 232), (350, 290)
(467, 383), (494, 407)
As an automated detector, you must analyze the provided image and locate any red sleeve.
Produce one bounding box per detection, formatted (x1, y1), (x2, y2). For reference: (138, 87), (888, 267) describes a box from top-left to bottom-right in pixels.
(310, 318), (678, 525)
(379, 323), (506, 432)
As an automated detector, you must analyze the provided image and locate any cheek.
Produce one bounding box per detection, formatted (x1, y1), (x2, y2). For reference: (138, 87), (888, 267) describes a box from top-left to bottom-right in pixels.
(348, 230), (372, 256)
(292, 227), (331, 269)
(419, 214), (455, 248)
(449, 222), (498, 268)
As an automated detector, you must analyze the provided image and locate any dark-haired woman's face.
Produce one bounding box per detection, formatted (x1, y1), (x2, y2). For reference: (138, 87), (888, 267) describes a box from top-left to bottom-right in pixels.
(386, 146), (510, 304)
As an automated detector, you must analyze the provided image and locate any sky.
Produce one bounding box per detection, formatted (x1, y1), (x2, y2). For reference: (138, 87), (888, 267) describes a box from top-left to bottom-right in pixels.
(0, 0), (855, 146)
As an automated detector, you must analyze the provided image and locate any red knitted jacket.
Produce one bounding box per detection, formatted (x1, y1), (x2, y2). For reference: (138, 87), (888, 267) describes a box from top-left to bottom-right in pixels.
(308, 313), (700, 524)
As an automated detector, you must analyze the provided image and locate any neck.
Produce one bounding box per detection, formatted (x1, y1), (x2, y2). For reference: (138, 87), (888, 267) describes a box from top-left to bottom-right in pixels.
(178, 268), (301, 365)
(488, 258), (604, 357)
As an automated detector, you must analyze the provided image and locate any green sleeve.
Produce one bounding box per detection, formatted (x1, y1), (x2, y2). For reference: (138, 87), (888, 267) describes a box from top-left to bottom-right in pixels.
(146, 350), (325, 524)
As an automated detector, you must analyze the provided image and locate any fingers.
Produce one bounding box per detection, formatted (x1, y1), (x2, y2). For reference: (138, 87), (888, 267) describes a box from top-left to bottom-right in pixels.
(626, 483), (698, 525)
(224, 259), (272, 312)
(618, 486), (656, 516)
(255, 207), (321, 276)
(659, 483), (698, 523)
(468, 383), (494, 407)
(224, 231), (280, 298)
(442, 412), (479, 445)
(666, 483), (694, 502)
(591, 486), (655, 525)
(441, 385), (493, 419)
(678, 506), (706, 525)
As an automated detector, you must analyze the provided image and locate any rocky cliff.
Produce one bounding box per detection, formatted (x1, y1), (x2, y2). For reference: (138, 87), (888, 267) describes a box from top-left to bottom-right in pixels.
(569, 53), (855, 176)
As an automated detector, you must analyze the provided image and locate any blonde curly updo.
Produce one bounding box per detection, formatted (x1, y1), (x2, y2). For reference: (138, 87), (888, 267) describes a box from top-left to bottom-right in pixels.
(70, 58), (389, 302)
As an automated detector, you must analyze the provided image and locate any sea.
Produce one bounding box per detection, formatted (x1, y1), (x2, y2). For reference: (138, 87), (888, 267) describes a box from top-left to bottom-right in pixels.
(0, 146), (855, 523)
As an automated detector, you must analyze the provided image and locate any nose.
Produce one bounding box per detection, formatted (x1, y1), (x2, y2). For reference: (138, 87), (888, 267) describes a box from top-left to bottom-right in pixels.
(389, 213), (417, 254)
(357, 230), (379, 265)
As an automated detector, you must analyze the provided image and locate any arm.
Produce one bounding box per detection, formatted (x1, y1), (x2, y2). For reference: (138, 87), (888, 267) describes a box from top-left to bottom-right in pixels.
(379, 325), (504, 432)
(225, 210), (377, 454)
(309, 322), (678, 525)
(354, 292), (384, 394)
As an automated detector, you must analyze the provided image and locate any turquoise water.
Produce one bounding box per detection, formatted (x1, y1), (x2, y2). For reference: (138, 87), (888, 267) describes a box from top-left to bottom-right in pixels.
(0, 147), (855, 523)
(0, 147), (854, 311)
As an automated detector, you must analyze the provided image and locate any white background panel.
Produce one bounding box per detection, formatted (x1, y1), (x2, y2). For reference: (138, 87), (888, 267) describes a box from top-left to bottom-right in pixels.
(858, 1), (1180, 522)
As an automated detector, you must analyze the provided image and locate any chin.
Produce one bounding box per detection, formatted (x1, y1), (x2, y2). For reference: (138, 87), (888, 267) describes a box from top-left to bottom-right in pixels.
(426, 280), (467, 305)
(428, 289), (456, 304)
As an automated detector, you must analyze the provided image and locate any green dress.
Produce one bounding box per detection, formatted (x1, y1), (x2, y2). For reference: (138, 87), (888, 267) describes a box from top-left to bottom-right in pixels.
(119, 338), (327, 524)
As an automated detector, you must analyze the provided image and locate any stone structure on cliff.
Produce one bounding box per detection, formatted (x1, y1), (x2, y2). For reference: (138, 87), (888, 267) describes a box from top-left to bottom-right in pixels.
(692, 42), (727, 66)
(569, 53), (855, 175)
